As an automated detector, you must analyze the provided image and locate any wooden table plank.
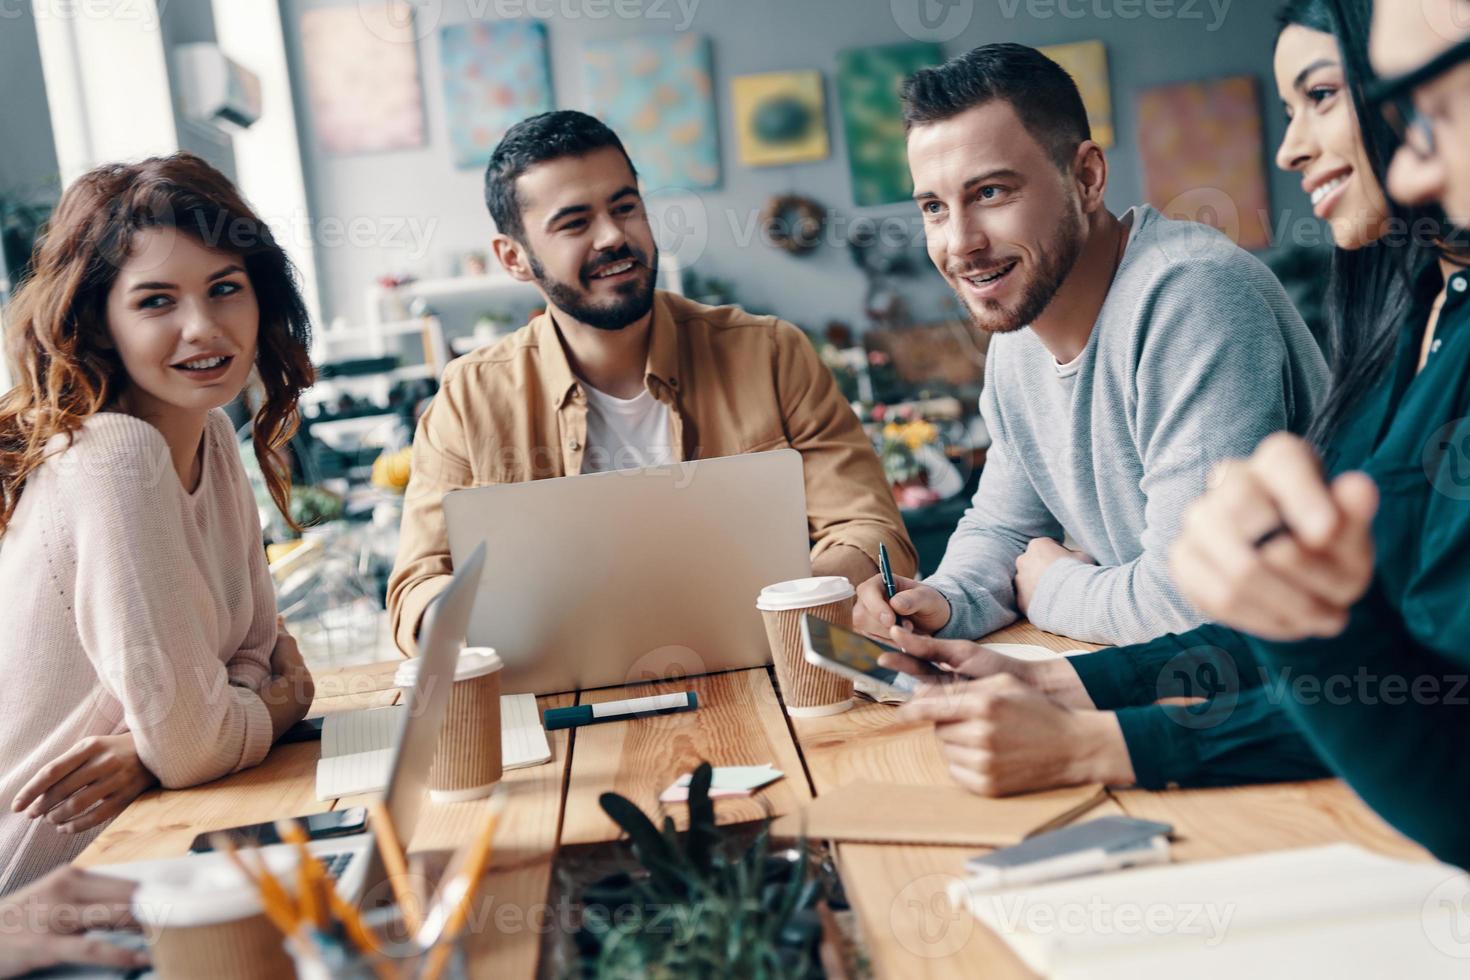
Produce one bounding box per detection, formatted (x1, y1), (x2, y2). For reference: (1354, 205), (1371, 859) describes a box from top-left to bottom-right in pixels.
(559, 669), (813, 846)
(791, 697), (948, 791)
(1111, 779), (1430, 863)
(839, 843), (1033, 980)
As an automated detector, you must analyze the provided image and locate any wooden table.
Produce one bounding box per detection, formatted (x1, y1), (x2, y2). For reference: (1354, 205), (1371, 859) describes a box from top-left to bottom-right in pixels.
(76, 622), (1427, 978)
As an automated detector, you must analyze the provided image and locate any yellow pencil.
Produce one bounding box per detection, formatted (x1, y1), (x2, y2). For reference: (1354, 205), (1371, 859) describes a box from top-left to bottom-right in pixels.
(276, 819), (329, 931)
(211, 832), (300, 937)
(369, 800), (423, 934)
(248, 847), (302, 937)
(422, 785), (509, 980)
(210, 833), (294, 934)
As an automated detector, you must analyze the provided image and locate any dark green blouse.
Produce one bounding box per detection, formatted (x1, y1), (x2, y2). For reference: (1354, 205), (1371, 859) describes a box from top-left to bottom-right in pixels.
(1249, 263), (1470, 867)
(1067, 263), (1470, 837)
(1068, 622), (1327, 790)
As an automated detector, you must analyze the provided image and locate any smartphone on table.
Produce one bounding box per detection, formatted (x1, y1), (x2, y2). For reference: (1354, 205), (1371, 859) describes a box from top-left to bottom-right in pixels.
(188, 806), (369, 853)
(800, 615), (947, 693)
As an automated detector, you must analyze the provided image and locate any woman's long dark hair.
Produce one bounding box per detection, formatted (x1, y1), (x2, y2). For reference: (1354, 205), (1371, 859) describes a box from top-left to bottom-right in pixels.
(1277, 0), (1451, 447)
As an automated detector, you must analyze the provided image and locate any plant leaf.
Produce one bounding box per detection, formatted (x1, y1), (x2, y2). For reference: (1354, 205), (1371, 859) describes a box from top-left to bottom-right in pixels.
(599, 791), (682, 892)
(685, 761), (716, 876)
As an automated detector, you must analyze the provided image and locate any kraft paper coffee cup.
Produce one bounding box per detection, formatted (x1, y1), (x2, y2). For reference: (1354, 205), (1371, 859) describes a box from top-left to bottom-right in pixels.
(134, 862), (297, 980)
(756, 577), (856, 717)
(396, 648), (503, 803)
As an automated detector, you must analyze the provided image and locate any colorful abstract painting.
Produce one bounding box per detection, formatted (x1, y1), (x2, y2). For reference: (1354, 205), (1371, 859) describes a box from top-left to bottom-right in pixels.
(1136, 76), (1272, 251)
(730, 70), (829, 167)
(581, 34), (720, 191)
(1039, 40), (1114, 149)
(835, 42), (942, 207)
(439, 21), (553, 169)
(299, 1), (426, 155)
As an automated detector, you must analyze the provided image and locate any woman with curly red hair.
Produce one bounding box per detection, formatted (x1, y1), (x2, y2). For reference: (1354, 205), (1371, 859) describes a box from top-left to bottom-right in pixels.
(0, 153), (317, 892)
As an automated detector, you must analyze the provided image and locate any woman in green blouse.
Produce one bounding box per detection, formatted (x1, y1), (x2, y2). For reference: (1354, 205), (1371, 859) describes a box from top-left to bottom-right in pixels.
(1174, 0), (1470, 867)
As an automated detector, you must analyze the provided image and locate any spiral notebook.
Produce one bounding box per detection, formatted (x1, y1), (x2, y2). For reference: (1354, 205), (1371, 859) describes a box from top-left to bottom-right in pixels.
(315, 693), (551, 800)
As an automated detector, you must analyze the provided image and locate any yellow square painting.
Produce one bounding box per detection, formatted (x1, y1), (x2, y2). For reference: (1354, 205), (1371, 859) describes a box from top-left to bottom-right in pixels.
(731, 70), (829, 167)
(1039, 40), (1114, 149)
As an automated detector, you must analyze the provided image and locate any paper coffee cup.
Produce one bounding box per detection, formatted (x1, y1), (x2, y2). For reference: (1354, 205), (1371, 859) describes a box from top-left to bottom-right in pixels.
(756, 577), (856, 717)
(134, 859), (297, 980)
(397, 648), (504, 802)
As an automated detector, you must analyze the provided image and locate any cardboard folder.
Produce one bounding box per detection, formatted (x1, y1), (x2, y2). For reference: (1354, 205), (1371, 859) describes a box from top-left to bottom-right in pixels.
(770, 780), (1107, 847)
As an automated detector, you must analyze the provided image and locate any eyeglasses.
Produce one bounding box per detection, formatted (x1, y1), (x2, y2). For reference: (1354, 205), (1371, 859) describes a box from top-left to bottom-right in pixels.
(1369, 37), (1470, 160)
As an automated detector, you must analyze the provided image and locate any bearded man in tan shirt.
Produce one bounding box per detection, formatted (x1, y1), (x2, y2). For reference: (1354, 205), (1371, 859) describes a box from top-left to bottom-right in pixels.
(388, 110), (915, 654)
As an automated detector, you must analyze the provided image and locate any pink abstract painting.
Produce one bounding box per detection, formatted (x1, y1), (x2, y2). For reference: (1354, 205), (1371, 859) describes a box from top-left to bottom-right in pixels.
(300, 2), (426, 155)
(1136, 76), (1272, 251)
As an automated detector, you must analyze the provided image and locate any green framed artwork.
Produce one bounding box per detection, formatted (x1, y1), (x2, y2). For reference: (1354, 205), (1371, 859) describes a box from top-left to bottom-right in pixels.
(835, 42), (942, 207)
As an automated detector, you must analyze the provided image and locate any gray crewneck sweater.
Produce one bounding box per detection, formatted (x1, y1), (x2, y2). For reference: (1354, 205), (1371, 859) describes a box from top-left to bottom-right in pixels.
(926, 206), (1329, 646)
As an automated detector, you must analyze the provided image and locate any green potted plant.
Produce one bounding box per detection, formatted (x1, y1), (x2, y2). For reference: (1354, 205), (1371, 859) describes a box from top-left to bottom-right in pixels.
(574, 763), (826, 979)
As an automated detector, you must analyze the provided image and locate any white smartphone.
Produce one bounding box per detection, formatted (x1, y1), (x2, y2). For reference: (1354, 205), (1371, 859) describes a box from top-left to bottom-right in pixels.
(800, 614), (945, 692)
(963, 816), (1174, 889)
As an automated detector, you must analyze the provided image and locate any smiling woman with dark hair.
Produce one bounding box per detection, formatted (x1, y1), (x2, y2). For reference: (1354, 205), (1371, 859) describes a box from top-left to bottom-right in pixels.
(1170, 0), (1470, 867)
(0, 153), (318, 893)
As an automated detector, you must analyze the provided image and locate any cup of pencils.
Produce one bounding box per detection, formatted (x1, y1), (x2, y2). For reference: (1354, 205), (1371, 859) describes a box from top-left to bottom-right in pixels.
(395, 648), (504, 802)
(196, 799), (508, 980)
(131, 855), (302, 980)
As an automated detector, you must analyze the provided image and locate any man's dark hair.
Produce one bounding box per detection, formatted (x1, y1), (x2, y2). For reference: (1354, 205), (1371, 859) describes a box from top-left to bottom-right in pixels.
(484, 109), (638, 241)
(901, 43), (1091, 168)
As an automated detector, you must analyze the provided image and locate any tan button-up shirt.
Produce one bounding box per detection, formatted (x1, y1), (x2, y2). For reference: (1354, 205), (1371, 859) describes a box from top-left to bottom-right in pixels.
(387, 290), (916, 654)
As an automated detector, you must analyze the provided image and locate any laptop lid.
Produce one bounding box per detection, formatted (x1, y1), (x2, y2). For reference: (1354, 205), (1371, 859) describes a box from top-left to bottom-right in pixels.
(442, 450), (810, 695)
(357, 542), (485, 906)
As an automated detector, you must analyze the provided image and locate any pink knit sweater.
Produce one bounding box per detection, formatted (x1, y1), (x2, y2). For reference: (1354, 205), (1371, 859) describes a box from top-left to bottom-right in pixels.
(0, 410), (278, 894)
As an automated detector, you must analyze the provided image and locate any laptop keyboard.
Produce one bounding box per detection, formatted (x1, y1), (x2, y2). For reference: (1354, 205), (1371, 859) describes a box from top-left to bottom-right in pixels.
(320, 850), (355, 880)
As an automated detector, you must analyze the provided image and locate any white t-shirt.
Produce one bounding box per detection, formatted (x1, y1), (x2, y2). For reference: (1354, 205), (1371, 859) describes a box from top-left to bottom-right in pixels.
(580, 384), (674, 473)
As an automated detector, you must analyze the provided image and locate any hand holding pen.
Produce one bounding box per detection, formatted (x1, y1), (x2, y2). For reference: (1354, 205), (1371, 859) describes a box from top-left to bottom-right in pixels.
(853, 544), (951, 640)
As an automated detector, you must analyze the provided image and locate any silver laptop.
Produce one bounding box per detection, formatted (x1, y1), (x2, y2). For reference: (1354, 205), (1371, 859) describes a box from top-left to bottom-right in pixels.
(98, 543), (486, 909)
(443, 450), (810, 695)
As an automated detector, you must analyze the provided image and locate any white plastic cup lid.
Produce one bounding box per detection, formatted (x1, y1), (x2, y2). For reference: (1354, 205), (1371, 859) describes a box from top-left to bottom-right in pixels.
(132, 849), (296, 927)
(394, 647), (502, 687)
(755, 576), (856, 612)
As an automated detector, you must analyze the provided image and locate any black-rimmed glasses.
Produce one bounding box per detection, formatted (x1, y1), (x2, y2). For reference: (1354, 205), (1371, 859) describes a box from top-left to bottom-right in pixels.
(1369, 37), (1470, 159)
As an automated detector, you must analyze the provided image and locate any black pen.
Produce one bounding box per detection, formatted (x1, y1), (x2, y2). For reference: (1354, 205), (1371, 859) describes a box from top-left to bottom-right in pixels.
(879, 542), (898, 601)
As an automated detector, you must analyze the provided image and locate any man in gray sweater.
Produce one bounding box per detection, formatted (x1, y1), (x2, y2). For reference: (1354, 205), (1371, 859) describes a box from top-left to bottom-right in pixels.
(855, 44), (1328, 652)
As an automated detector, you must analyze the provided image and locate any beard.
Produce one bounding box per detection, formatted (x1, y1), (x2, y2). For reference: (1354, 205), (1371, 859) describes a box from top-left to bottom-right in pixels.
(951, 208), (1086, 335)
(528, 242), (658, 332)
